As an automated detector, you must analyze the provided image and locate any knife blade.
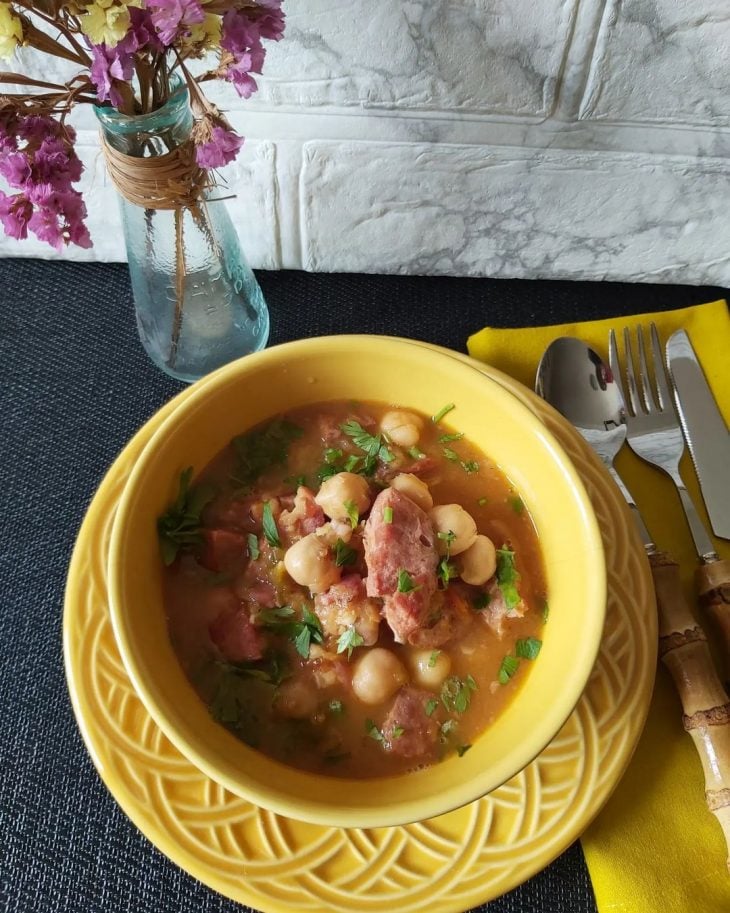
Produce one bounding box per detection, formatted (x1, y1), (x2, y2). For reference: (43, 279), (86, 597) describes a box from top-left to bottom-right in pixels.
(666, 329), (730, 540)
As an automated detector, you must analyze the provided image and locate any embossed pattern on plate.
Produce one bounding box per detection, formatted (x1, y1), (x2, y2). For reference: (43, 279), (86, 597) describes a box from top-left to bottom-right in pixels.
(63, 360), (656, 913)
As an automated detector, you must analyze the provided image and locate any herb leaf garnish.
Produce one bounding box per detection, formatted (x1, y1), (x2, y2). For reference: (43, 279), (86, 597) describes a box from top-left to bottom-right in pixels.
(343, 499), (359, 528)
(329, 699), (344, 715)
(438, 432), (464, 443)
(247, 533), (260, 561)
(259, 605), (324, 659)
(337, 625), (364, 658)
(472, 592), (491, 611)
(397, 569), (420, 594)
(432, 403), (455, 423)
(333, 538), (357, 567)
(231, 418), (303, 489)
(365, 718), (384, 742)
(262, 501), (281, 548)
(428, 650), (441, 668)
(496, 546), (521, 610)
(509, 495), (525, 515)
(456, 744), (472, 757)
(516, 637), (542, 660)
(498, 654), (520, 685)
(441, 675), (477, 714)
(383, 505), (393, 524)
(425, 698), (439, 716)
(157, 467), (215, 566)
(340, 420), (394, 475)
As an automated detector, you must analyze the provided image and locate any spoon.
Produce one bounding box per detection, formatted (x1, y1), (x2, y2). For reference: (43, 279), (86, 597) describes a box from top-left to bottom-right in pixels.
(535, 337), (651, 547)
(536, 336), (730, 868)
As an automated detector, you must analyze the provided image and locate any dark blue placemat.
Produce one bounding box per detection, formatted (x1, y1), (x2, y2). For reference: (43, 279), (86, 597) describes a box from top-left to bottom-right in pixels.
(1, 257), (726, 913)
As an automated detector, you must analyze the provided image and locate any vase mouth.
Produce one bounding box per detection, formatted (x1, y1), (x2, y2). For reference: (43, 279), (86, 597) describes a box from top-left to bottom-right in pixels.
(94, 73), (188, 133)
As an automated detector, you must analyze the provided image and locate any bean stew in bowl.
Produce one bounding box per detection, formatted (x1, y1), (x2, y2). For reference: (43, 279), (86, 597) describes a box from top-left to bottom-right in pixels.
(109, 337), (605, 827)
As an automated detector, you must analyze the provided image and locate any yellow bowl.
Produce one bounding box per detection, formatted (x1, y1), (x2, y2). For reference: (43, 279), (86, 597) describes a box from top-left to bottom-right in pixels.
(108, 335), (605, 828)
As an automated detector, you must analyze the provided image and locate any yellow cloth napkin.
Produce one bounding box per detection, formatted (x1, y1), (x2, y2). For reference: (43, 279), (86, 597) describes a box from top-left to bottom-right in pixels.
(468, 299), (730, 913)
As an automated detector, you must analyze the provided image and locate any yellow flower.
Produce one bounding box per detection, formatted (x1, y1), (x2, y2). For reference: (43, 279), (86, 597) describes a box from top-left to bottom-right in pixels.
(186, 13), (221, 52)
(0, 4), (23, 60)
(79, 1), (133, 47)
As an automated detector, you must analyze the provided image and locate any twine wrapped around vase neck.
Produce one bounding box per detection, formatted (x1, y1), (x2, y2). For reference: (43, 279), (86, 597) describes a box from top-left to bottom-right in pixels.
(100, 134), (209, 210)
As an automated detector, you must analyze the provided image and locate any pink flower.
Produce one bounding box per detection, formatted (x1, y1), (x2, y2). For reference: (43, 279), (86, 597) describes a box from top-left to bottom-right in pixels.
(0, 109), (20, 154)
(27, 188), (92, 251)
(90, 41), (135, 105)
(0, 191), (33, 241)
(221, 9), (268, 98)
(0, 152), (30, 186)
(148, 0), (204, 46)
(195, 126), (244, 169)
(257, 0), (285, 41)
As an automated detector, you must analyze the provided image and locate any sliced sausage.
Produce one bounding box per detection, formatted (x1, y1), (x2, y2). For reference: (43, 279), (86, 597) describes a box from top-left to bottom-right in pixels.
(382, 686), (440, 760)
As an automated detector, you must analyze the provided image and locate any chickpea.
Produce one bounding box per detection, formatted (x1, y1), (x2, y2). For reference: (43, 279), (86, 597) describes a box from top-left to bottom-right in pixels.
(315, 519), (353, 546)
(351, 648), (408, 706)
(457, 535), (497, 585)
(380, 410), (423, 448)
(406, 648), (452, 690)
(283, 533), (341, 593)
(390, 472), (433, 513)
(429, 504), (478, 556)
(274, 678), (318, 718)
(315, 472), (370, 521)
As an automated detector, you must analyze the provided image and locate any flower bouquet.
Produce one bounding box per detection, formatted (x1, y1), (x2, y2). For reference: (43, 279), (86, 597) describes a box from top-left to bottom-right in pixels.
(0, 0), (285, 380)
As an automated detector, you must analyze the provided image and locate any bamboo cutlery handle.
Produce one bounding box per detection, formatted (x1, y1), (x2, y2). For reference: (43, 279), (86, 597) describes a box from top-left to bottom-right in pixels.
(652, 552), (730, 868)
(696, 559), (730, 677)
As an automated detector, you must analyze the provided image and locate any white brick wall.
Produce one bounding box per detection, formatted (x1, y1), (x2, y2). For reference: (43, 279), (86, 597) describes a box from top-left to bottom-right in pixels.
(2, 0), (729, 284)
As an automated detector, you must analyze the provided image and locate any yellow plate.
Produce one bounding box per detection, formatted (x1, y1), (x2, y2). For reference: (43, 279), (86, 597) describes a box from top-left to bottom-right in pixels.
(63, 352), (656, 912)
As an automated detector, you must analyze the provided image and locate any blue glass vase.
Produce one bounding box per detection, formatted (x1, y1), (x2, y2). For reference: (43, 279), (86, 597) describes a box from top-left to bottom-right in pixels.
(95, 83), (269, 383)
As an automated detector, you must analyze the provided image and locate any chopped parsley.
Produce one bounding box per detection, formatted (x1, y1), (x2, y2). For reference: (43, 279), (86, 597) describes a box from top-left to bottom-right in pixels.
(438, 558), (457, 588)
(261, 501), (281, 548)
(340, 420), (394, 475)
(438, 431), (464, 443)
(456, 744), (472, 757)
(496, 546), (521, 610)
(157, 467), (215, 566)
(365, 718), (384, 742)
(324, 447), (343, 464)
(425, 698), (439, 717)
(383, 505), (393, 524)
(231, 418), (303, 489)
(317, 462), (340, 482)
(343, 499), (359, 528)
(432, 403), (455, 423)
(509, 495), (525, 515)
(397, 569), (420, 594)
(461, 460), (479, 474)
(247, 533), (260, 561)
(408, 446), (425, 459)
(437, 529), (456, 546)
(391, 726), (405, 740)
(333, 538), (357, 567)
(343, 454), (362, 473)
(284, 474), (307, 488)
(442, 447), (459, 462)
(336, 625), (364, 658)
(441, 675), (477, 714)
(516, 637), (542, 660)
(328, 699), (344, 715)
(498, 654), (520, 685)
(477, 497), (488, 506)
(472, 592), (491, 611)
(259, 605), (323, 659)
(428, 650), (441, 668)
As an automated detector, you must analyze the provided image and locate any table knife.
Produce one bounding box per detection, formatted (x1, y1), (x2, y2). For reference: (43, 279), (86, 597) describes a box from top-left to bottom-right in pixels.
(666, 330), (730, 668)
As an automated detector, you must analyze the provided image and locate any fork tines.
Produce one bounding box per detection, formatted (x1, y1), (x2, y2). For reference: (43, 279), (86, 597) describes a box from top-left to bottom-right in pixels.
(609, 323), (673, 419)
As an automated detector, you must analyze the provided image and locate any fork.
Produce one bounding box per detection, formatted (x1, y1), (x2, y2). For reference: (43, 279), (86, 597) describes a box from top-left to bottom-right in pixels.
(608, 323), (719, 565)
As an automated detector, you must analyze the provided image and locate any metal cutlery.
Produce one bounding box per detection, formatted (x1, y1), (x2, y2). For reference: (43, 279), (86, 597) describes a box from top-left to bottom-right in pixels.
(666, 329), (730, 661)
(536, 337), (730, 866)
(610, 324), (730, 668)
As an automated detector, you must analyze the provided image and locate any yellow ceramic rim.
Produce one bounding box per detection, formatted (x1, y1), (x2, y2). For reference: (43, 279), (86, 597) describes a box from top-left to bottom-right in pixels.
(106, 336), (606, 827)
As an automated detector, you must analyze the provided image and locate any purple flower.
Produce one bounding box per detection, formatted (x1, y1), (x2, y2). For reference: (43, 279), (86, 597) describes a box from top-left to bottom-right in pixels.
(27, 188), (92, 251)
(148, 0), (204, 46)
(195, 126), (244, 169)
(257, 0), (285, 41)
(90, 41), (135, 106)
(225, 59), (259, 99)
(221, 10), (268, 98)
(0, 152), (30, 187)
(0, 109), (20, 154)
(0, 191), (32, 241)
(128, 7), (164, 53)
